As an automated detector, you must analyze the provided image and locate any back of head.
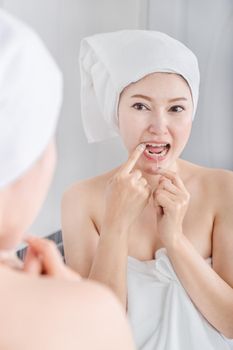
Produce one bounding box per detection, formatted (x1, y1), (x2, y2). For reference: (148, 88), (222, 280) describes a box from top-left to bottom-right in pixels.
(0, 9), (63, 188)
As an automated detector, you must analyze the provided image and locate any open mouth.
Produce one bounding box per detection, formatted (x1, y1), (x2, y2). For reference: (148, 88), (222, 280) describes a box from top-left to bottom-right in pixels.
(144, 143), (170, 159)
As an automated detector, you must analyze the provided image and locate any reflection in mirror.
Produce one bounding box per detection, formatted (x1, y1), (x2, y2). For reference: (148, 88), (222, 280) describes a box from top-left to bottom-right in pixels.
(3, 0), (232, 240)
(60, 1), (233, 349)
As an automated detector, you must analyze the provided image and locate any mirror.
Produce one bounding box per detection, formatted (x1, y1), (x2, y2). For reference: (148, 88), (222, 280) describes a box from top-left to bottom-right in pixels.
(2, 0), (232, 236)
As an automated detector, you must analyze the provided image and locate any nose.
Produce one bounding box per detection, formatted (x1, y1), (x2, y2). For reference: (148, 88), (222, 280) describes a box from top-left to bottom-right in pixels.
(147, 112), (168, 135)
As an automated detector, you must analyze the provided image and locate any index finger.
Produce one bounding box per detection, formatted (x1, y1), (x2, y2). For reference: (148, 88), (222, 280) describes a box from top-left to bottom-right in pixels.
(121, 144), (146, 174)
(156, 168), (185, 190)
(25, 236), (64, 273)
(23, 246), (42, 275)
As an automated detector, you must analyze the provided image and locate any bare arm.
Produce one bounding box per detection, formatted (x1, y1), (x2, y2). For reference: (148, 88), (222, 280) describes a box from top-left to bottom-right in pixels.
(62, 187), (100, 277)
(62, 144), (151, 308)
(62, 188), (129, 307)
(155, 169), (233, 338)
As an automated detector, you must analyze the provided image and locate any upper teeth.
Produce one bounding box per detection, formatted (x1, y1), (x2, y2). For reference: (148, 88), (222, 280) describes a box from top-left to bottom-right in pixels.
(146, 143), (168, 147)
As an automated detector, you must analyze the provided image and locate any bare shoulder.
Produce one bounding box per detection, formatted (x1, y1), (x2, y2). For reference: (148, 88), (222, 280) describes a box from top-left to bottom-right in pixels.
(181, 159), (233, 198)
(200, 164), (233, 182)
(62, 167), (119, 215)
(199, 165), (233, 203)
(196, 167), (233, 285)
(0, 269), (134, 350)
(61, 167), (119, 274)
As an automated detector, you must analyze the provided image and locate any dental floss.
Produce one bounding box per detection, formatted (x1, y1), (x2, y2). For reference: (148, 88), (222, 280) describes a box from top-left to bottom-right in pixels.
(156, 154), (159, 170)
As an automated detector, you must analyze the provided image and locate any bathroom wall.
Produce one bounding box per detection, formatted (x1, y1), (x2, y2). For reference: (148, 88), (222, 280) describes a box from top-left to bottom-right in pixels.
(147, 0), (233, 169)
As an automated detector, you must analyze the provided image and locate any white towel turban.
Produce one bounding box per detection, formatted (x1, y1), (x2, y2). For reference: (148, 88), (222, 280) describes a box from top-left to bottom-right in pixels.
(80, 30), (200, 143)
(0, 9), (62, 188)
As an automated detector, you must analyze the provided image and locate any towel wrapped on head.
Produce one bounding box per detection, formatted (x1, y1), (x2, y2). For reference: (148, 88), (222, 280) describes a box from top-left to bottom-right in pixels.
(79, 30), (200, 143)
(0, 9), (62, 188)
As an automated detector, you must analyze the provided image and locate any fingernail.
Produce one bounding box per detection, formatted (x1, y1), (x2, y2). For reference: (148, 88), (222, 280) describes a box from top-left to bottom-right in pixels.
(137, 143), (146, 151)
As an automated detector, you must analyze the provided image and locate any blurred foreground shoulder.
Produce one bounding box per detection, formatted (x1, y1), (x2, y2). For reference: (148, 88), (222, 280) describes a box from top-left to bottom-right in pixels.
(0, 270), (135, 350)
(66, 280), (136, 350)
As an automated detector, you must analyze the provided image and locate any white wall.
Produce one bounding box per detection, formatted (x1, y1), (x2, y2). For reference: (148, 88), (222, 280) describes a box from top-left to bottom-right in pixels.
(0, 0), (146, 237)
(147, 0), (233, 170)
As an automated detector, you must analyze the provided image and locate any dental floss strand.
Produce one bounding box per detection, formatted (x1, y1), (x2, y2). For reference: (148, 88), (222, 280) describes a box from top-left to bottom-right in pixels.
(156, 154), (159, 170)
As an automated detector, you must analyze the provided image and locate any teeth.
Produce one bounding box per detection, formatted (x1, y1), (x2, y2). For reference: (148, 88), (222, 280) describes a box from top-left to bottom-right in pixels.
(146, 143), (168, 147)
(145, 146), (169, 157)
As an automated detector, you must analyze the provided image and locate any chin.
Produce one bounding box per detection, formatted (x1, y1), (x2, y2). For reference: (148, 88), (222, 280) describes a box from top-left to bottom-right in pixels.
(142, 152), (177, 173)
(142, 165), (158, 175)
(142, 157), (170, 173)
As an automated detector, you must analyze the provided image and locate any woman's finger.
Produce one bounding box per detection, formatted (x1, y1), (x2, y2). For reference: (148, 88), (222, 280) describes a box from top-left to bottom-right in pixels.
(154, 188), (177, 205)
(156, 168), (185, 190)
(140, 177), (148, 187)
(25, 236), (82, 281)
(155, 190), (175, 209)
(131, 169), (142, 180)
(25, 236), (64, 275)
(23, 246), (42, 275)
(158, 178), (178, 195)
(120, 144), (145, 175)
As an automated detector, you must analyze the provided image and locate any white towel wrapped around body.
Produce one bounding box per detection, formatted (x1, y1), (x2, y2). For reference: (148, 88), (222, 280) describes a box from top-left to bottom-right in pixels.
(127, 248), (233, 350)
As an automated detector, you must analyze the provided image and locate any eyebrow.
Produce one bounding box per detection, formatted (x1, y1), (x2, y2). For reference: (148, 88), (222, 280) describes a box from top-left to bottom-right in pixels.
(131, 94), (188, 103)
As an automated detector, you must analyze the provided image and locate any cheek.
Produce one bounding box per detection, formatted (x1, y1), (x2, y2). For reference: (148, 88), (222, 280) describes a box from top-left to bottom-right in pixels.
(119, 113), (145, 151)
(118, 102), (150, 150)
(173, 119), (192, 146)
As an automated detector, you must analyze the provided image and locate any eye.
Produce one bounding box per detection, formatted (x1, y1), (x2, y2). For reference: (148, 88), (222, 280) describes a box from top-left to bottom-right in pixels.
(132, 103), (149, 111)
(169, 105), (185, 113)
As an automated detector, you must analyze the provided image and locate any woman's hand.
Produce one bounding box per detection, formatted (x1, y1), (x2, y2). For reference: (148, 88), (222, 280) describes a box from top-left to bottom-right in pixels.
(102, 144), (151, 233)
(23, 236), (81, 281)
(153, 169), (190, 247)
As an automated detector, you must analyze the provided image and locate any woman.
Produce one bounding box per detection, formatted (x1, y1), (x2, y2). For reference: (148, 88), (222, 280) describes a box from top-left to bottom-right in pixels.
(62, 30), (233, 349)
(0, 11), (135, 350)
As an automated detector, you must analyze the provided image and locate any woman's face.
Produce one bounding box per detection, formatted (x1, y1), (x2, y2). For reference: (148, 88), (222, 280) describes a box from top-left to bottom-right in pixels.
(118, 72), (193, 174)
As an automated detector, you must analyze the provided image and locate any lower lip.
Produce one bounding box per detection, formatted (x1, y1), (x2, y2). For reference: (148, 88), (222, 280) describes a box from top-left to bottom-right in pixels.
(143, 148), (169, 162)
